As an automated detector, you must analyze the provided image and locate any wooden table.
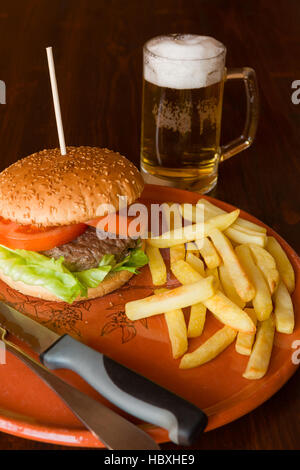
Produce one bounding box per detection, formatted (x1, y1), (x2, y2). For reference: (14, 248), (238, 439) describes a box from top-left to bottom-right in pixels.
(0, 0), (299, 450)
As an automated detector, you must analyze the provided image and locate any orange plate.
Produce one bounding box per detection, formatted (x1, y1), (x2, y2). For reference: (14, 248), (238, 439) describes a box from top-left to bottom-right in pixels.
(0, 184), (298, 447)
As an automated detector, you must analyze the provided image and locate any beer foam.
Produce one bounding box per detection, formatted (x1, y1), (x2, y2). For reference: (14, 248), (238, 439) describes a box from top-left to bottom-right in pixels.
(144, 35), (225, 89)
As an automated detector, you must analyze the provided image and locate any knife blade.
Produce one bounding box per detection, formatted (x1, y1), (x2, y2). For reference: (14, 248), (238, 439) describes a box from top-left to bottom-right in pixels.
(0, 301), (207, 446)
(0, 326), (159, 450)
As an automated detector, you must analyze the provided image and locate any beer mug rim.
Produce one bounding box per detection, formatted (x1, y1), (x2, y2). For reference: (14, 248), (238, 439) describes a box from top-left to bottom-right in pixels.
(143, 34), (226, 62)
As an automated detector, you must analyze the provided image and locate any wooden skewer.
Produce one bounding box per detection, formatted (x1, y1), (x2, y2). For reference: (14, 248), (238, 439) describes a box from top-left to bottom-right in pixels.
(46, 46), (66, 155)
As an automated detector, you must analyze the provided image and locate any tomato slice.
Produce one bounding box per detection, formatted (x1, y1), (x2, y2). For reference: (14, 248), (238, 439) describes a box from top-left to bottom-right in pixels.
(0, 217), (87, 251)
(0, 209), (147, 252)
(86, 213), (146, 237)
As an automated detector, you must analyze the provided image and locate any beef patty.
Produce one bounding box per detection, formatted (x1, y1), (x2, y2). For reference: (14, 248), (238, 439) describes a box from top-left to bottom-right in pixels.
(42, 226), (138, 272)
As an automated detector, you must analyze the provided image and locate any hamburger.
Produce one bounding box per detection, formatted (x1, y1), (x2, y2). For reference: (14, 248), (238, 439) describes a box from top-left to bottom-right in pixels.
(0, 146), (148, 303)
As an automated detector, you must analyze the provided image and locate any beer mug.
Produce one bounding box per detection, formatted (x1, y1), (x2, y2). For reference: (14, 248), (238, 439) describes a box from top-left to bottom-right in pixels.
(140, 34), (259, 193)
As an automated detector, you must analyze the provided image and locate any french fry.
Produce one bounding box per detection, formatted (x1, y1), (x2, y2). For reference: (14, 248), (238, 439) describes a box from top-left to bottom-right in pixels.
(169, 202), (183, 230)
(170, 244), (185, 265)
(248, 244), (279, 294)
(243, 315), (275, 379)
(155, 289), (188, 359)
(198, 199), (267, 234)
(274, 281), (295, 334)
(165, 309), (188, 359)
(171, 260), (256, 333)
(186, 252), (205, 276)
(160, 203), (171, 232)
(214, 268), (225, 294)
(179, 202), (205, 226)
(185, 241), (200, 256)
(205, 267), (221, 290)
(218, 264), (246, 309)
(196, 237), (221, 269)
(235, 308), (257, 356)
(180, 326), (237, 369)
(179, 199), (267, 239)
(266, 236), (295, 293)
(233, 217), (266, 234)
(145, 243), (167, 285)
(205, 291), (255, 333)
(183, 250), (207, 337)
(161, 202), (183, 232)
(180, 201), (266, 246)
(188, 303), (207, 338)
(225, 226), (266, 247)
(209, 229), (255, 302)
(125, 276), (216, 321)
(235, 245), (273, 321)
(147, 210), (240, 248)
(171, 259), (204, 284)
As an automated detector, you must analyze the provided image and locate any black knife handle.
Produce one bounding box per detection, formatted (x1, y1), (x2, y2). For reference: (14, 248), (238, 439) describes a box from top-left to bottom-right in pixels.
(41, 335), (207, 445)
(4, 340), (159, 450)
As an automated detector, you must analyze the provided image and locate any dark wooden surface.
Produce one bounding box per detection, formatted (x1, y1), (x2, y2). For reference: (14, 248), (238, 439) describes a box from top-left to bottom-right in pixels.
(0, 0), (299, 451)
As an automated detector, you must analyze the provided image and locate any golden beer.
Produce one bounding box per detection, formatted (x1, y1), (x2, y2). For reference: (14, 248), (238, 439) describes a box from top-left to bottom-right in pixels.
(141, 78), (224, 193)
(140, 35), (259, 193)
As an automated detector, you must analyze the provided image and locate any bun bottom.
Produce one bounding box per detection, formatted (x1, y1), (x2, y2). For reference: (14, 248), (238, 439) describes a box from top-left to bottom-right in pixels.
(0, 269), (133, 303)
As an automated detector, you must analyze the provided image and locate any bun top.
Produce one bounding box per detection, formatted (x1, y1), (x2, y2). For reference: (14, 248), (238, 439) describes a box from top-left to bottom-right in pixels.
(0, 146), (144, 226)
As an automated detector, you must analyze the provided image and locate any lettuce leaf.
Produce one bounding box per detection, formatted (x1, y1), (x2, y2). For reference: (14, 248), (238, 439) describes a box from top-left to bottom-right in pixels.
(74, 265), (112, 288)
(0, 246), (86, 303)
(112, 249), (149, 274)
(0, 244), (148, 303)
(74, 248), (148, 285)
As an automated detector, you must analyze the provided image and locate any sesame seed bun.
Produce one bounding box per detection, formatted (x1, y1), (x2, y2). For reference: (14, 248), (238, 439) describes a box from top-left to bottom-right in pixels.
(0, 269), (134, 302)
(0, 146), (144, 226)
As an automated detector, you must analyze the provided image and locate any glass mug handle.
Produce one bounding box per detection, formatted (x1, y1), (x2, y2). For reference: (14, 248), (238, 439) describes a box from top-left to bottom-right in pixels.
(220, 67), (259, 162)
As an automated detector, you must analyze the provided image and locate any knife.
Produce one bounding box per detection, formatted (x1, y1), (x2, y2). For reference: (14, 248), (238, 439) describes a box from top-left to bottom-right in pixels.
(0, 301), (207, 445)
(0, 325), (159, 450)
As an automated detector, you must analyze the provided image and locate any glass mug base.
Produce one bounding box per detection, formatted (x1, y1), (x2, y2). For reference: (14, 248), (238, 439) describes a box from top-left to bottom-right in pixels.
(140, 163), (218, 194)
